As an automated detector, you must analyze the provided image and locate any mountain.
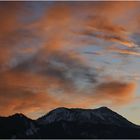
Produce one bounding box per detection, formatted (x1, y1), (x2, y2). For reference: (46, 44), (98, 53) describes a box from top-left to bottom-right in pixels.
(0, 113), (38, 138)
(0, 107), (140, 138)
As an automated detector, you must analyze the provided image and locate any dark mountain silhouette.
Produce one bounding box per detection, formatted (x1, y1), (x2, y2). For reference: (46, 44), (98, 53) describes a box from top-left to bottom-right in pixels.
(0, 107), (140, 138)
(0, 113), (37, 138)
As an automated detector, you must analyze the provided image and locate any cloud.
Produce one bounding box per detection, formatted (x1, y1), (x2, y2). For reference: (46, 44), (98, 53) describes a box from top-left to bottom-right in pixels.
(0, 76), (136, 118)
(0, 69), (136, 118)
(0, 1), (139, 118)
(80, 30), (136, 48)
(110, 48), (140, 57)
(0, 86), (62, 116)
(95, 81), (137, 106)
(0, 2), (23, 37)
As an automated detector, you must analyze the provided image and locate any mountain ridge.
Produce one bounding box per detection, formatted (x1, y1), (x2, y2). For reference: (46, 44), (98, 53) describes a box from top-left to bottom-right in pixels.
(0, 106), (140, 138)
(37, 106), (138, 127)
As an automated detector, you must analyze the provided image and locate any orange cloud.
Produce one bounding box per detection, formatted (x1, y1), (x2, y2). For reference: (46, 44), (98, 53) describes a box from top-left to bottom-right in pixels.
(0, 2), (22, 37)
(95, 81), (137, 106)
(81, 31), (136, 48)
(108, 47), (140, 56)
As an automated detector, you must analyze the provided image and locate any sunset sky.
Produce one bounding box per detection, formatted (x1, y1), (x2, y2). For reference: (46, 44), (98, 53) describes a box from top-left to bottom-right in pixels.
(1, 1), (140, 124)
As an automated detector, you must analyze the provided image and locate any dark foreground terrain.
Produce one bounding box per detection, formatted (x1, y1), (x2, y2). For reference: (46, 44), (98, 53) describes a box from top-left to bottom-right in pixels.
(0, 107), (140, 139)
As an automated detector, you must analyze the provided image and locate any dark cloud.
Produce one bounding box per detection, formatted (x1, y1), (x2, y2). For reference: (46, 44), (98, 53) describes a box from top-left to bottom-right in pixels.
(9, 50), (98, 92)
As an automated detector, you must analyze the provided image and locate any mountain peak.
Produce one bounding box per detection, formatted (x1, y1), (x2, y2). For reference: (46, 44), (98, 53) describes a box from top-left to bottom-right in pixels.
(10, 113), (27, 118)
(98, 106), (110, 110)
(95, 106), (113, 112)
(8, 113), (32, 122)
(12, 113), (25, 117)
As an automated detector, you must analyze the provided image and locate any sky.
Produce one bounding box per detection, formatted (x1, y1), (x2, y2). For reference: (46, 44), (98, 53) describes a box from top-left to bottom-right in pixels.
(1, 1), (140, 124)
